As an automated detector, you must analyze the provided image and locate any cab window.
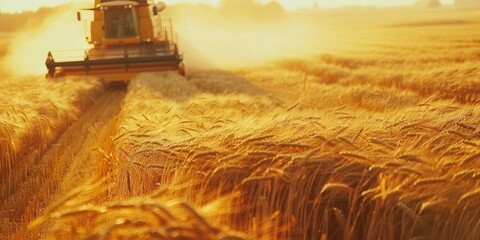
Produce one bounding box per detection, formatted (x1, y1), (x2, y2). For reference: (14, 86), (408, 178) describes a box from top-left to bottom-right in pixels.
(104, 8), (138, 38)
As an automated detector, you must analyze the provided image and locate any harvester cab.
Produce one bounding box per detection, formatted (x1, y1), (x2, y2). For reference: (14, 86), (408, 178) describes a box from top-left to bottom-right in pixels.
(46, 0), (185, 85)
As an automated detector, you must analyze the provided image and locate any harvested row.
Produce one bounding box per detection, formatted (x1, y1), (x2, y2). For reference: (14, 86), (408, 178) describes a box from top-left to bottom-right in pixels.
(1, 89), (123, 239)
(0, 77), (103, 199)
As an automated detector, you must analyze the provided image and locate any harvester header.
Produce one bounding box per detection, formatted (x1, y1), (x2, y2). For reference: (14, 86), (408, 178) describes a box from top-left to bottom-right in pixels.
(46, 0), (184, 84)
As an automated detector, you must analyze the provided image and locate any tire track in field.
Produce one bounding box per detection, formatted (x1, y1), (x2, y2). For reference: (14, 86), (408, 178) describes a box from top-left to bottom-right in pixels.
(1, 89), (125, 239)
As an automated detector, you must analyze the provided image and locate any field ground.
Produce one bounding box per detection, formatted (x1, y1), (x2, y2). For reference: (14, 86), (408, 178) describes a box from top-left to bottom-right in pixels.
(1, 7), (480, 240)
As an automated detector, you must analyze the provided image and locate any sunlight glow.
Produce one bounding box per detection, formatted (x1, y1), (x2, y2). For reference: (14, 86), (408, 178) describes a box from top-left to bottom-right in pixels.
(0, 0), (456, 13)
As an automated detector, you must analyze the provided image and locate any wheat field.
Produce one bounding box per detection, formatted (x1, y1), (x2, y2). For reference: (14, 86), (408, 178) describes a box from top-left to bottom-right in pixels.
(1, 6), (480, 240)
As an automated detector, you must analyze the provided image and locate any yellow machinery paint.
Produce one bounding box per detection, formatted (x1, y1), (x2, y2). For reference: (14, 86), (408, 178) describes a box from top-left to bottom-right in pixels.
(46, 0), (184, 85)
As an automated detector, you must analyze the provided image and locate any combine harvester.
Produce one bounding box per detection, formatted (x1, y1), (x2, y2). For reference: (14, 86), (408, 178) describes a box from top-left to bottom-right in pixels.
(45, 0), (184, 85)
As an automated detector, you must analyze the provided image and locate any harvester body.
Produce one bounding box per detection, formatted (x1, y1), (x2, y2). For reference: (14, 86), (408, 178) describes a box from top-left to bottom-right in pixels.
(46, 0), (184, 84)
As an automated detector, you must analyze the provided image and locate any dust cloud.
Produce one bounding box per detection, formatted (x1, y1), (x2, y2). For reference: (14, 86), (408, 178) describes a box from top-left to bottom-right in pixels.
(164, 1), (334, 69)
(1, 4), (88, 76)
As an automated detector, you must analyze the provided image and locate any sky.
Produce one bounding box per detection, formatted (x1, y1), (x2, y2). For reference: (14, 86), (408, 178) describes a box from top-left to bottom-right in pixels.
(0, 0), (456, 13)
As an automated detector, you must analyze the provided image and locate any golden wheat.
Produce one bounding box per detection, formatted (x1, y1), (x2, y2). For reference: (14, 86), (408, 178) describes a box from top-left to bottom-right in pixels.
(3, 6), (480, 240)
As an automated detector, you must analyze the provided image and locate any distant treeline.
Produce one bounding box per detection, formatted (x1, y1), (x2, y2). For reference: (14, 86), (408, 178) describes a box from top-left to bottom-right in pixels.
(0, 7), (57, 32)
